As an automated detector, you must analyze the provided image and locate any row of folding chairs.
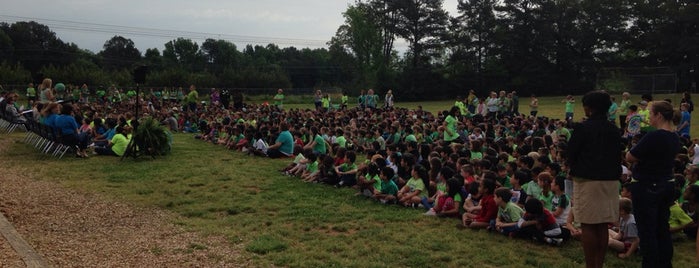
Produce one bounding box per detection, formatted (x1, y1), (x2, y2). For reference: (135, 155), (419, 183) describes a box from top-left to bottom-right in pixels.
(0, 107), (27, 134)
(23, 120), (73, 159)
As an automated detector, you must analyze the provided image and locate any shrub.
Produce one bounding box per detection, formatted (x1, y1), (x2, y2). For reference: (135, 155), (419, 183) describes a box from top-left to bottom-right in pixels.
(132, 117), (171, 156)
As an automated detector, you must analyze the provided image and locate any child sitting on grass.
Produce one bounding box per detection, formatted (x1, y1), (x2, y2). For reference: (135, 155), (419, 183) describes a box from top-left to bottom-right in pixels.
(280, 145), (304, 173)
(515, 198), (566, 246)
(285, 148), (312, 177)
(356, 162), (381, 196)
(314, 155), (338, 184)
(335, 151), (359, 187)
(462, 181), (482, 214)
(608, 198), (639, 259)
(300, 153), (319, 181)
(373, 167), (399, 204)
(462, 179), (497, 229)
(425, 177), (463, 218)
(397, 164), (429, 207)
(550, 176), (571, 226)
(492, 187), (524, 236)
(423, 166), (455, 210)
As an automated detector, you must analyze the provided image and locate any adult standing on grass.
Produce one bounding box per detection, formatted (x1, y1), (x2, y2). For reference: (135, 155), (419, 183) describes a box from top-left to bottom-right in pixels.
(314, 90), (322, 111)
(562, 95), (575, 121)
(529, 94), (538, 117)
(186, 85), (198, 113)
(626, 100), (681, 268)
(26, 82), (36, 106)
(566, 90), (622, 268)
(38, 78), (54, 103)
(384, 89), (394, 110)
(273, 88), (284, 108)
(443, 106), (460, 144)
(366, 89), (378, 109)
(618, 92), (631, 130)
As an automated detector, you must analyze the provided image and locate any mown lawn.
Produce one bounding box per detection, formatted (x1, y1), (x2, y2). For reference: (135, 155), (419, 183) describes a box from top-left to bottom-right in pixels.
(1, 94), (697, 267)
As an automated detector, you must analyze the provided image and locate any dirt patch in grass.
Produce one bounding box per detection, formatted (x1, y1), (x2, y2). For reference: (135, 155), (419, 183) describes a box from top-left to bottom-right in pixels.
(0, 139), (244, 267)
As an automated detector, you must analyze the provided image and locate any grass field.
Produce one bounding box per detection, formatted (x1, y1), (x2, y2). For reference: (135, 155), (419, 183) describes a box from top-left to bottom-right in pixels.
(1, 94), (697, 267)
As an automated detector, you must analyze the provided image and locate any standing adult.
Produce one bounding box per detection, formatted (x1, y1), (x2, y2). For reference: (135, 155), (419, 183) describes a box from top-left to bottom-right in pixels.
(467, 90), (477, 114)
(314, 90), (322, 111)
(38, 78), (54, 103)
(678, 102), (691, 138)
(366, 89), (378, 109)
(566, 90), (622, 268)
(511, 90), (519, 116)
(681, 91), (694, 114)
(529, 94), (539, 117)
(186, 85), (199, 112)
(384, 90), (394, 110)
(625, 100), (681, 268)
(273, 88), (285, 108)
(358, 89), (366, 109)
(618, 92), (631, 130)
(443, 106), (460, 144)
(267, 122), (294, 158)
(26, 83), (36, 106)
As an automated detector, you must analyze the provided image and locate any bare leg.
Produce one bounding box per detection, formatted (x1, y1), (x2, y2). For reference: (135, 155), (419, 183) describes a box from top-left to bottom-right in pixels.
(581, 223), (608, 268)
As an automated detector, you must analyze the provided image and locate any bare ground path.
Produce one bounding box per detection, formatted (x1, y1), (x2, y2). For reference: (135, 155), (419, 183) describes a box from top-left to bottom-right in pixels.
(0, 137), (243, 267)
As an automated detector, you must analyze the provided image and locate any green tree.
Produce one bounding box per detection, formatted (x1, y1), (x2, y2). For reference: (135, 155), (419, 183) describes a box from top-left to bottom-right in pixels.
(201, 39), (240, 74)
(99, 35), (142, 70)
(163, 38), (205, 71)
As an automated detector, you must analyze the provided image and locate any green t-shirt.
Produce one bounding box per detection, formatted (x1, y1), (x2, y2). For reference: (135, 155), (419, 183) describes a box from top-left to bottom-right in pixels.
(187, 90), (198, 104)
(26, 87), (36, 97)
(669, 202), (693, 229)
(565, 101), (574, 113)
(455, 101), (466, 115)
(275, 130), (294, 155)
(341, 95), (348, 105)
(470, 151), (483, 160)
(369, 174), (382, 192)
(444, 115), (459, 141)
(313, 134), (326, 154)
(336, 136), (347, 148)
(273, 93), (284, 106)
(539, 191), (554, 210)
(523, 181), (542, 200)
(406, 177), (428, 198)
(498, 202), (524, 223)
(339, 162), (357, 173)
(306, 160), (319, 173)
(321, 97), (330, 108)
(111, 133), (129, 156)
(618, 99), (631, 116)
(380, 179), (398, 195)
(127, 90), (137, 97)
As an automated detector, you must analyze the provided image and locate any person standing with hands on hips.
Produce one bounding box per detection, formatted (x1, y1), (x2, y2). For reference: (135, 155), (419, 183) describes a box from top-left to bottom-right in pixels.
(566, 91), (622, 268)
(625, 100), (681, 268)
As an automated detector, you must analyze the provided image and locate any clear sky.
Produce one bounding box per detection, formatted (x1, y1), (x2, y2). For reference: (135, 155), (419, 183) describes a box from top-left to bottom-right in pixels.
(0, 0), (460, 54)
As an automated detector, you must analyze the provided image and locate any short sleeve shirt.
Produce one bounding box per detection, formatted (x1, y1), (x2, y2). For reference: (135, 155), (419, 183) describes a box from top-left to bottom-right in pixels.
(498, 202), (524, 223)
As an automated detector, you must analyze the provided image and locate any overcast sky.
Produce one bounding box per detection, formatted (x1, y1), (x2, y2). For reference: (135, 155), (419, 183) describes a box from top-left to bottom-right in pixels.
(1, 0), (460, 54)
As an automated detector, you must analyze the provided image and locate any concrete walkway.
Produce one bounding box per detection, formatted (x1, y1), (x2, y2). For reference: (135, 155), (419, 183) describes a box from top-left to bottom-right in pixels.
(0, 212), (50, 267)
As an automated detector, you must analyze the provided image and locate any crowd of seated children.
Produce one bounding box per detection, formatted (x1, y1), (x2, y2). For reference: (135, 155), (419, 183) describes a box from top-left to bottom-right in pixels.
(86, 88), (694, 258)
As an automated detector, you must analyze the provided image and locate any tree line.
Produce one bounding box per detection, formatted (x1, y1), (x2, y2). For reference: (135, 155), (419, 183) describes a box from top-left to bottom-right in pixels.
(0, 0), (696, 100)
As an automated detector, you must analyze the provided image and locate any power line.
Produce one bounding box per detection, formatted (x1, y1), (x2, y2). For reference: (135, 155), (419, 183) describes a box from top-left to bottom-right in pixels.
(0, 14), (329, 47)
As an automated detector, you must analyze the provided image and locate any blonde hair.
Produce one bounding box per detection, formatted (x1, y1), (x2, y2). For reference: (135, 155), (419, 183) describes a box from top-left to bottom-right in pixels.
(40, 78), (52, 90)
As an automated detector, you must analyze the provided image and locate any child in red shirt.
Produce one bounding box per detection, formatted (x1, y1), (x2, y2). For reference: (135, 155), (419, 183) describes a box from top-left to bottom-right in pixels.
(462, 179), (497, 229)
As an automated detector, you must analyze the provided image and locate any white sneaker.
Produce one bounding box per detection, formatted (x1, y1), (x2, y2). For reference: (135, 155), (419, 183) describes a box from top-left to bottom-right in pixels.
(423, 209), (437, 216)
